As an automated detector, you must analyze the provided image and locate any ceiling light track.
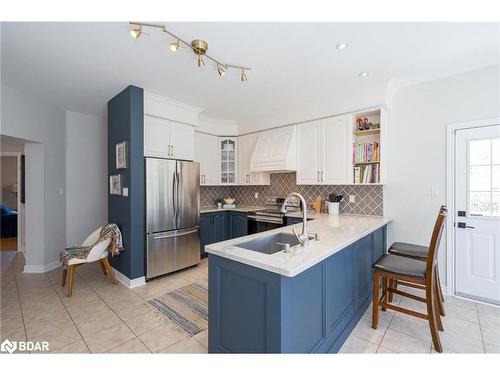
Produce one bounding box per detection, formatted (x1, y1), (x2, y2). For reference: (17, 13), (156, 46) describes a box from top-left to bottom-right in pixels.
(129, 22), (252, 80)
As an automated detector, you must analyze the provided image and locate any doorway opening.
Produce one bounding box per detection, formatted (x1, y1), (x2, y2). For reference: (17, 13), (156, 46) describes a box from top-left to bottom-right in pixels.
(0, 135), (25, 268)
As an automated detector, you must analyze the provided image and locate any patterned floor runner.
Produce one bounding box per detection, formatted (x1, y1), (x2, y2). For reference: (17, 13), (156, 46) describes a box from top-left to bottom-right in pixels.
(148, 282), (208, 336)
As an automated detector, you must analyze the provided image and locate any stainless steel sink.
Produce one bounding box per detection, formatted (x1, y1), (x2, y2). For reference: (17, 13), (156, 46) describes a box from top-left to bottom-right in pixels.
(235, 232), (300, 255)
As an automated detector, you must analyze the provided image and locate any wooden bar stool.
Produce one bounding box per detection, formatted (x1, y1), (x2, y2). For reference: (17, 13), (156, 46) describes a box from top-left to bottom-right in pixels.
(387, 206), (447, 316)
(372, 206), (447, 352)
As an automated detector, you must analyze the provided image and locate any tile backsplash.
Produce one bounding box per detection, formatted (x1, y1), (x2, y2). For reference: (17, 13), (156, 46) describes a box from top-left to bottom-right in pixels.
(200, 172), (383, 216)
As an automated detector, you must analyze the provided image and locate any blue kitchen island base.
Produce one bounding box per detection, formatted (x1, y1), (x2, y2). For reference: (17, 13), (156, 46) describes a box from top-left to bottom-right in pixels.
(208, 226), (386, 353)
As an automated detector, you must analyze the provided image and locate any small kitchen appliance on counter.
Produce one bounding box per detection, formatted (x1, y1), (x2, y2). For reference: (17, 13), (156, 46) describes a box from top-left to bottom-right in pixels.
(328, 194), (342, 216)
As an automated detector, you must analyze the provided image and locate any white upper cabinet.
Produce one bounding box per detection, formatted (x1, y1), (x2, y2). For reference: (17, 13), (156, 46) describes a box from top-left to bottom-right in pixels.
(169, 121), (194, 160)
(194, 132), (219, 185)
(322, 116), (350, 184)
(144, 115), (194, 160)
(238, 134), (270, 185)
(297, 120), (323, 184)
(250, 126), (297, 172)
(296, 115), (351, 185)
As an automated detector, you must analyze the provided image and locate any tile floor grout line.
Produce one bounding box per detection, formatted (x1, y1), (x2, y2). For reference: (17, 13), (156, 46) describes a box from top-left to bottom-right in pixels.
(475, 302), (487, 353)
(76, 269), (153, 353)
(45, 270), (92, 353)
(11, 254), (28, 345)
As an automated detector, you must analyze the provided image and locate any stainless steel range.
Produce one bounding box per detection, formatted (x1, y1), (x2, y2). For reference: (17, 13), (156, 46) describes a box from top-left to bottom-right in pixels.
(247, 196), (302, 234)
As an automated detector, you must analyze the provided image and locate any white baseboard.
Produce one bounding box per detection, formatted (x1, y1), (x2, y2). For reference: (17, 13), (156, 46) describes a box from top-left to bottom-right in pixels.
(23, 260), (61, 273)
(112, 267), (146, 289)
(23, 264), (45, 273)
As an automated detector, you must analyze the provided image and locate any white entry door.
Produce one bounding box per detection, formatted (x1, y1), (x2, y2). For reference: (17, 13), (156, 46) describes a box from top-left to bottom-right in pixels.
(455, 124), (500, 304)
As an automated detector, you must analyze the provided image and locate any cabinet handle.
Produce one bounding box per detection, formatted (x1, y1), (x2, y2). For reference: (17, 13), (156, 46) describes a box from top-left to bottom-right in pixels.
(321, 171), (323, 182)
(317, 171), (320, 182)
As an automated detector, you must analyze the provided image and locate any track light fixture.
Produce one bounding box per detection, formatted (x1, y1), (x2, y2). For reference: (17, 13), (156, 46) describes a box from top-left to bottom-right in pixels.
(130, 26), (143, 39)
(217, 64), (227, 77)
(169, 39), (180, 52)
(240, 69), (247, 82)
(197, 54), (205, 67)
(129, 22), (252, 81)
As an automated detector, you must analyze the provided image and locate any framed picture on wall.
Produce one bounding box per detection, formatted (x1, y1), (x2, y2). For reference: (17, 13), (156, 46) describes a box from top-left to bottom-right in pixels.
(109, 174), (122, 195)
(116, 141), (127, 169)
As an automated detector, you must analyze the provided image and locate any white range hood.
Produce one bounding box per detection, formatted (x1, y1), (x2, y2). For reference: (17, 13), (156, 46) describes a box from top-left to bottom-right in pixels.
(250, 125), (297, 172)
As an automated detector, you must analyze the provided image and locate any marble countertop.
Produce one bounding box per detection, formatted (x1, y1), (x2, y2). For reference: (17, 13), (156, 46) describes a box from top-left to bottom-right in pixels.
(205, 214), (392, 277)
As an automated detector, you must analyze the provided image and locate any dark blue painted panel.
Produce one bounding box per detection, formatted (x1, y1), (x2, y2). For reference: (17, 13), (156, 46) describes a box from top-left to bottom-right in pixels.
(372, 227), (386, 262)
(208, 255), (282, 353)
(213, 212), (226, 242)
(326, 245), (356, 332)
(199, 214), (212, 257)
(229, 212), (247, 239)
(355, 234), (373, 305)
(107, 85), (144, 279)
(208, 225), (387, 353)
(281, 262), (326, 353)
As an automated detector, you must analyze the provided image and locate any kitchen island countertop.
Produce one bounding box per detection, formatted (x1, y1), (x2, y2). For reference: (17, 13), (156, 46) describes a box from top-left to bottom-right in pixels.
(205, 213), (392, 277)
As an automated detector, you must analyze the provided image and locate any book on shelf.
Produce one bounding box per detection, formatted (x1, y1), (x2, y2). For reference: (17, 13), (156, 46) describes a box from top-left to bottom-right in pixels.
(353, 141), (379, 163)
(353, 163), (380, 184)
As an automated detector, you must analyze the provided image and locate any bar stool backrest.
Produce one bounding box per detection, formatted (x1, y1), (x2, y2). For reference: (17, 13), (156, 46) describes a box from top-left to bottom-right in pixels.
(425, 205), (447, 277)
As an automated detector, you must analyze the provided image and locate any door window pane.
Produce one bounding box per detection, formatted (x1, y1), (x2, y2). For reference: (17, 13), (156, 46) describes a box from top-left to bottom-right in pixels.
(469, 166), (491, 191)
(492, 192), (500, 217)
(492, 138), (500, 164)
(469, 139), (491, 165)
(492, 165), (500, 191)
(467, 137), (499, 217)
(469, 192), (491, 216)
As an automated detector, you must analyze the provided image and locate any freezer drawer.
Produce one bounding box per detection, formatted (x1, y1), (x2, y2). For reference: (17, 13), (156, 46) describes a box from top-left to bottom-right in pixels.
(146, 227), (201, 279)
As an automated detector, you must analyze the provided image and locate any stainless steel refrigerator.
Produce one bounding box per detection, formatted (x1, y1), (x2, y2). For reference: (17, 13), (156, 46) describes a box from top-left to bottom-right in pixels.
(145, 158), (200, 279)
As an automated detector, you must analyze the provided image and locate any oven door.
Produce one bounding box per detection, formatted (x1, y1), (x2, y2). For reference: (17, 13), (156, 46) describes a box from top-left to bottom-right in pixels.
(247, 215), (284, 234)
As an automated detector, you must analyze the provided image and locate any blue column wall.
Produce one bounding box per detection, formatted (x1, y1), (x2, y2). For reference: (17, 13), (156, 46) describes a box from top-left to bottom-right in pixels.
(107, 85), (144, 279)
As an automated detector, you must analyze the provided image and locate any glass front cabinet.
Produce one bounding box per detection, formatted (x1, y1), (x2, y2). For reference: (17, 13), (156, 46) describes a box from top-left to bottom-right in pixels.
(219, 137), (237, 185)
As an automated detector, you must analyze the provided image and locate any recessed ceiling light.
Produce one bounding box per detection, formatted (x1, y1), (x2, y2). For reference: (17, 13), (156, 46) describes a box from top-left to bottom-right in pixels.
(336, 42), (348, 50)
(358, 72), (369, 78)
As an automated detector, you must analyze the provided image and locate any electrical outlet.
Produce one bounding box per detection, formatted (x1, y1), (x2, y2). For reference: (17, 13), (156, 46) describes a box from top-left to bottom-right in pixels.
(254, 192), (259, 199)
(349, 195), (356, 203)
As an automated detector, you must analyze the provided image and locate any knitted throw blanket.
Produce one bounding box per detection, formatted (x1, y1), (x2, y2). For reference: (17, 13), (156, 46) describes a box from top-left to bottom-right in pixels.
(59, 223), (124, 269)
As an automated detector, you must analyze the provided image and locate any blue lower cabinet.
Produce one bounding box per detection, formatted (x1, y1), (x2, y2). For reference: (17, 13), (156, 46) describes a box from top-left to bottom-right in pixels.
(208, 225), (387, 353)
(200, 211), (249, 257)
(213, 213), (226, 242)
(372, 227), (386, 262)
(229, 212), (247, 238)
(355, 234), (373, 305)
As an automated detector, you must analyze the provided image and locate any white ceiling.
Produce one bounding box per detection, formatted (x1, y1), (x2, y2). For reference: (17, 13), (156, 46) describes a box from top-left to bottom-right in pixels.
(2, 22), (499, 131)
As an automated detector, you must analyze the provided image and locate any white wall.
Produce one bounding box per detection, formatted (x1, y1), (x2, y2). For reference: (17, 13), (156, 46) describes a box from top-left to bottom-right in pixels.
(65, 111), (107, 246)
(384, 65), (500, 288)
(1, 84), (66, 270)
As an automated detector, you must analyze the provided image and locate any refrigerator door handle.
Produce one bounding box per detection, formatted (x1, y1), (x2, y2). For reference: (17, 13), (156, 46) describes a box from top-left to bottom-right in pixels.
(176, 170), (181, 228)
(152, 227), (200, 240)
(172, 169), (177, 228)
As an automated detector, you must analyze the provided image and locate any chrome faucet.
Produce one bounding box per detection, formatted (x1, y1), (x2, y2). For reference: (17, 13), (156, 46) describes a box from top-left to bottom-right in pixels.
(280, 192), (318, 246)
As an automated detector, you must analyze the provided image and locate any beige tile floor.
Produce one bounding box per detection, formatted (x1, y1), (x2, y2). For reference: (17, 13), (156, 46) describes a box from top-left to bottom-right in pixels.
(1, 251), (499, 354)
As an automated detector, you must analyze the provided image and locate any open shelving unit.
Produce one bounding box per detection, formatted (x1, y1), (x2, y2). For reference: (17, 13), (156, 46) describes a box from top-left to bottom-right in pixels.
(351, 108), (385, 184)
